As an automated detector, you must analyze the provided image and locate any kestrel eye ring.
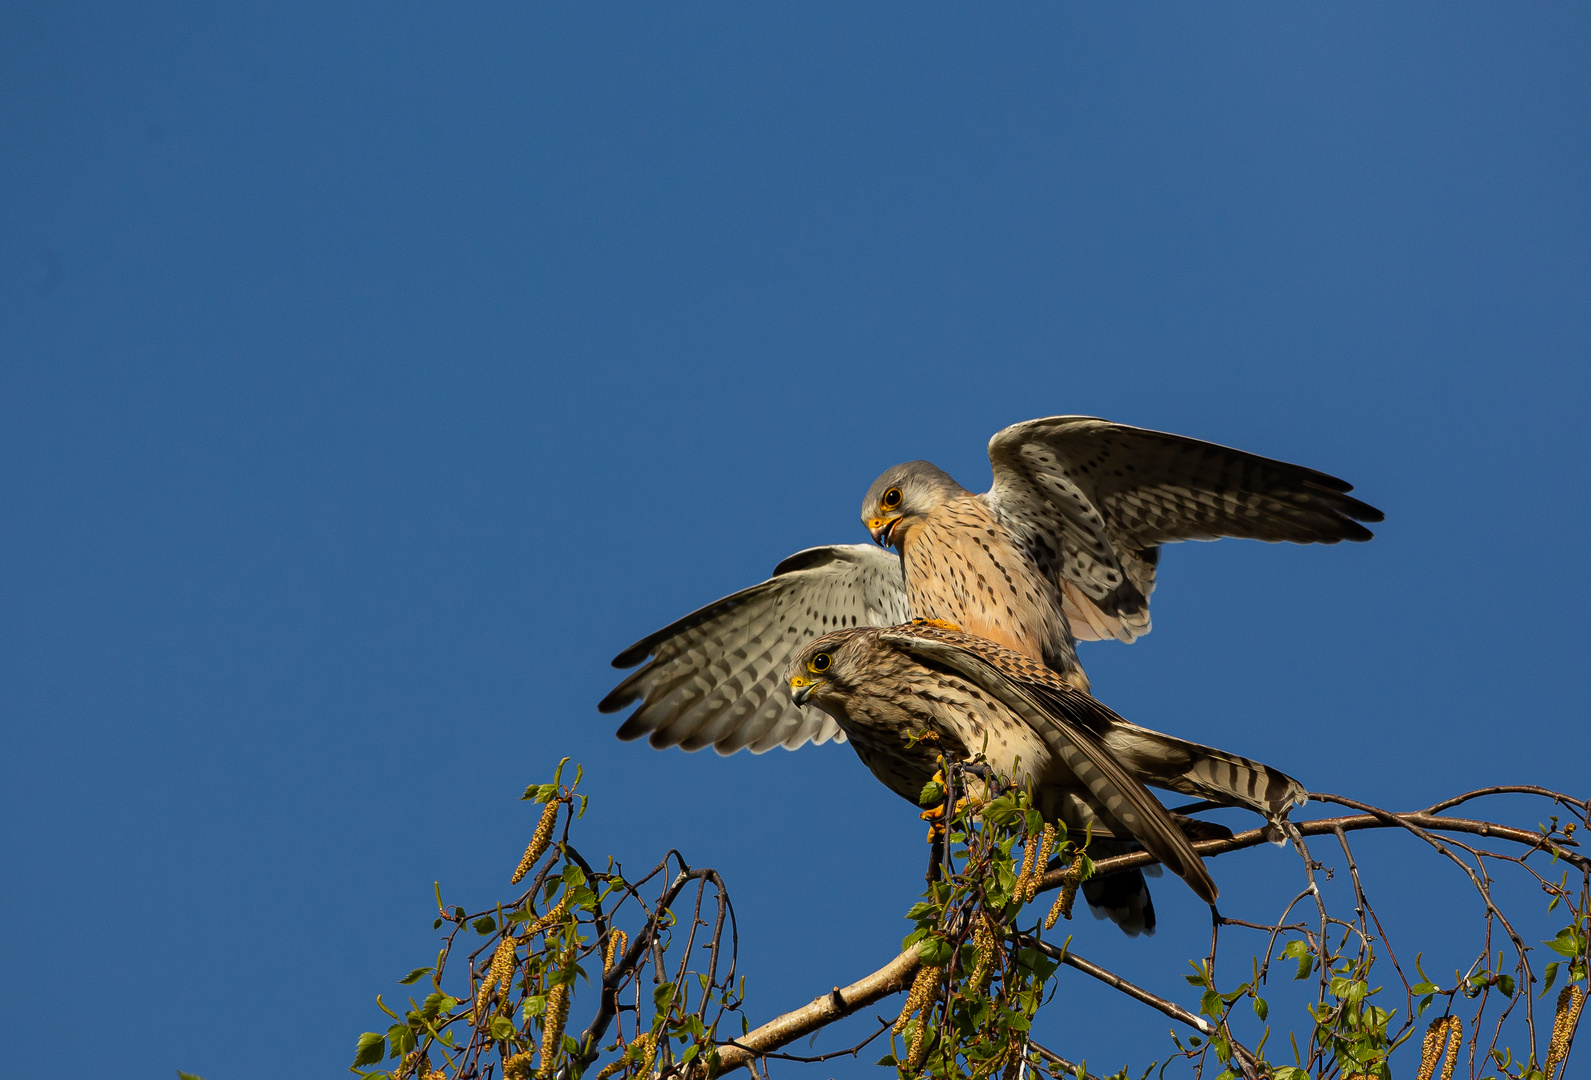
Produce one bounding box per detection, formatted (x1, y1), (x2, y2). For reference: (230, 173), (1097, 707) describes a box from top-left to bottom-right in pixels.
(809, 653), (831, 673)
(882, 488), (902, 509)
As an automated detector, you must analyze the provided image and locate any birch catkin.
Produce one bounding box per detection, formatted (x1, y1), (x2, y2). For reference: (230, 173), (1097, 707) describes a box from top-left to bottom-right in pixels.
(1415, 1015), (1462, 1080)
(513, 800), (561, 884)
(476, 934), (519, 1016)
(1045, 850), (1086, 930)
(523, 897), (569, 940)
(1547, 984), (1585, 1080)
(894, 964), (942, 1035)
(1020, 824), (1057, 904)
(604, 928), (628, 976)
(537, 947), (577, 1079)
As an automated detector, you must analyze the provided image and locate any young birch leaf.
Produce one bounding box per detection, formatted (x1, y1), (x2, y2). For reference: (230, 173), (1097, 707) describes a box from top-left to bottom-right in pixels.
(353, 1032), (386, 1067)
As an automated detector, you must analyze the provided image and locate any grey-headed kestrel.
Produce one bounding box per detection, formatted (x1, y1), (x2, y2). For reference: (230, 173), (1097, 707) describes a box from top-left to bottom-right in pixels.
(784, 622), (1307, 935)
(600, 416), (1381, 752)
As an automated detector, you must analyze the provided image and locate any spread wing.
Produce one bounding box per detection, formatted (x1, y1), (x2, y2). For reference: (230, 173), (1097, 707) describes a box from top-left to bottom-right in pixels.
(601, 545), (910, 755)
(879, 627), (1218, 904)
(983, 416), (1384, 643)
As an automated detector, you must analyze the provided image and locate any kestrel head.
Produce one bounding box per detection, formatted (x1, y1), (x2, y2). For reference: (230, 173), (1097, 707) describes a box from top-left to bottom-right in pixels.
(784, 627), (873, 708)
(861, 461), (965, 548)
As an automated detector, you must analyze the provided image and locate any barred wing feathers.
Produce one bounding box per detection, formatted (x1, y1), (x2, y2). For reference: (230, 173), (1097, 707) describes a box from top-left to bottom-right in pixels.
(984, 416), (1383, 643)
(602, 545), (910, 755)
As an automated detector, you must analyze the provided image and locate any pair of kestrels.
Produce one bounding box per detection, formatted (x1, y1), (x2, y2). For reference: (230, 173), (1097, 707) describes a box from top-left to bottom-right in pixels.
(599, 417), (1380, 934)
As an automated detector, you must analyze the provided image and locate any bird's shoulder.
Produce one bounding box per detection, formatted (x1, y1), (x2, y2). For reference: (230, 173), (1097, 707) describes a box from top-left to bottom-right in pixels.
(885, 621), (1074, 692)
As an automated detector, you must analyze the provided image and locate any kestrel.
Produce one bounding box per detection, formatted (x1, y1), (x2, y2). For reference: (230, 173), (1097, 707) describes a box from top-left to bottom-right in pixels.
(784, 621), (1307, 934)
(601, 416), (1380, 753)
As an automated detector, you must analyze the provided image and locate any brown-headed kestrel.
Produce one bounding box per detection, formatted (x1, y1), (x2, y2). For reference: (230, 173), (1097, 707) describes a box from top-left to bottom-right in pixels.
(783, 622), (1307, 935)
(601, 416), (1381, 753)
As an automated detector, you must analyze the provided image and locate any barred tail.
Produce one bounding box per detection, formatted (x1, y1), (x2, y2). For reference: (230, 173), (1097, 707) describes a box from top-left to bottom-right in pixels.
(1100, 723), (1308, 822)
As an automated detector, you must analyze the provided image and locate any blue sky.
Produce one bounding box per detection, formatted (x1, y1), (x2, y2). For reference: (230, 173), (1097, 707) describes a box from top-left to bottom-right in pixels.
(2, 4), (1587, 1078)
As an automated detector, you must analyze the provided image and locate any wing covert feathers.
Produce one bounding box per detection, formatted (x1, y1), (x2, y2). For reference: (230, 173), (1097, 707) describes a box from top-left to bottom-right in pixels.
(601, 545), (909, 755)
(984, 416), (1382, 642)
(881, 626), (1219, 905)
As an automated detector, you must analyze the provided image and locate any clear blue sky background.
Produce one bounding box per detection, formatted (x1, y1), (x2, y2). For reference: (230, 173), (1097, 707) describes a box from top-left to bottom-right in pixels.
(2, 5), (1587, 1078)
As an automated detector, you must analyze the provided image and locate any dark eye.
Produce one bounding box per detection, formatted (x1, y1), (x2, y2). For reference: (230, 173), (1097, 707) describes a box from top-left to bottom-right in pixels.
(882, 488), (902, 510)
(809, 653), (831, 673)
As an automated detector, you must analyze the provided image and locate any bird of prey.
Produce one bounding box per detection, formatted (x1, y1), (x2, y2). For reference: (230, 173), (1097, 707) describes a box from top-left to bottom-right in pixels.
(784, 621), (1307, 934)
(600, 416), (1381, 754)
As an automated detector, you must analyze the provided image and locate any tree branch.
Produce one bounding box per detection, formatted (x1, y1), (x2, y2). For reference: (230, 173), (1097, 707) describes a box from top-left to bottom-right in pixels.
(692, 798), (1585, 1078)
(711, 944), (925, 1075)
(1035, 805), (1589, 896)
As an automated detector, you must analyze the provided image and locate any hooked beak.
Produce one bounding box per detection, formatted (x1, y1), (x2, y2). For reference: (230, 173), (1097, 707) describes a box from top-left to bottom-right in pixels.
(788, 676), (814, 706)
(867, 516), (902, 547)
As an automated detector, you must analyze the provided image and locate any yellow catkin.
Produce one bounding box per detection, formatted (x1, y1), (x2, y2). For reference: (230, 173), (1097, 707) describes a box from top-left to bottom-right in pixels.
(538, 949), (576, 1080)
(906, 1010), (933, 1072)
(968, 912), (998, 989)
(1044, 850), (1086, 930)
(595, 1031), (654, 1080)
(637, 1030), (659, 1078)
(604, 928), (628, 976)
(524, 897), (570, 940)
(513, 801), (562, 884)
(894, 964), (942, 1035)
(503, 1051), (535, 1080)
(1415, 1016), (1463, 1080)
(476, 935), (520, 1016)
(426, 1067), (448, 1080)
(1016, 829), (1038, 899)
(1020, 824), (1057, 904)
(1547, 984), (1585, 1080)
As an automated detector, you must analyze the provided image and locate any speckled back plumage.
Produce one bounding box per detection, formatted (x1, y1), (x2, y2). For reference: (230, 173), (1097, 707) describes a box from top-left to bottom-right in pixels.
(784, 621), (1310, 931)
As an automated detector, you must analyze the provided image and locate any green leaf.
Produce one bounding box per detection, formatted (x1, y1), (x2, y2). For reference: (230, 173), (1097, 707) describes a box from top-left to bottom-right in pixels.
(489, 1016), (517, 1041)
(1252, 996), (1268, 1022)
(1199, 990), (1223, 1018)
(353, 1032), (386, 1068)
(983, 794), (1022, 826)
(399, 967), (433, 985)
(1541, 961), (1562, 997)
(472, 916), (497, 935)
(177, 1073), (206, 1080)
(1497, 974), (1516, 997)
(918, 781), (945, 807)
(918, 934), (953, 966)
(1545, 928), (1582, 957)
(1285, 945), (1313, 981)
